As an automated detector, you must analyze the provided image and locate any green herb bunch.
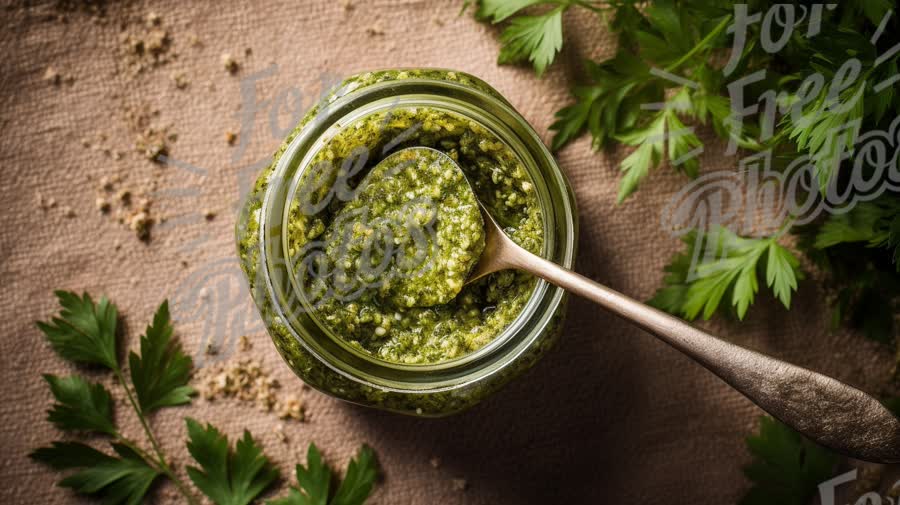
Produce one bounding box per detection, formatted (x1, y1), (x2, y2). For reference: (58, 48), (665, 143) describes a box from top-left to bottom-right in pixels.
(30, 291), (378, 505)
(473, 0), (899, 332)
(473, 0), (900, 502)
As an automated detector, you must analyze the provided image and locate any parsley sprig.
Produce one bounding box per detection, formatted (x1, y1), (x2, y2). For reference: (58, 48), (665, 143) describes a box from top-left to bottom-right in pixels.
(33, 291), (199, 504)
(649, 227), (802, 320)
(473, 0), (900, 325)
(472, 0), (612, 76)
(30, 291), (380, 505)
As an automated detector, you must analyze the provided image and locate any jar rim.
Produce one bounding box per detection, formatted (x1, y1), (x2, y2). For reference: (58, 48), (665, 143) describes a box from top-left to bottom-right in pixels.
(258, 70), (578, 393)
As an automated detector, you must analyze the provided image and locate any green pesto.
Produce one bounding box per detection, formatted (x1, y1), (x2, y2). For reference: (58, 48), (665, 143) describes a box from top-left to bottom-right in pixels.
(236, 69), (569, 416)
(289, 107), (542, 364)
(316, 147), (485, 309)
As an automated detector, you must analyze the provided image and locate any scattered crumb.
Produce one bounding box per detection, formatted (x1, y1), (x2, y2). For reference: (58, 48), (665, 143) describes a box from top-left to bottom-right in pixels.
(434, 18), (445, 27)
(221, 53), (239, 74)
(135, 128), (170, 161)
(119, 19), (174, 77)
(172, 72), (189, 89)
(145, 11), (161, 27)
(95, 197), (111, 213)
(238, 335), (252, 352)
(451, 478), (468, 492)
(366, 24), (385, 36)
(273, 423), (288, 443)
(117, 189), (132, 204)
(429, 457), (441, 468)
(187, 32), (202, 48)
(124, 104), (175, 162)
(196, 358), (297, 417)
(278, 393), (305, 421)
(340, 0), (354, 11)
(244, 47), (252, 57)
(205, 343), (218, 356)
(43, 67), (61, 85)
(225, 131), (237, 146)
(203, 209), (216, 221)
(127, 210), (152, 240)
(36, 193), (57, 211)
(99, 176), (114, 191)
(62, 206), (76, 218)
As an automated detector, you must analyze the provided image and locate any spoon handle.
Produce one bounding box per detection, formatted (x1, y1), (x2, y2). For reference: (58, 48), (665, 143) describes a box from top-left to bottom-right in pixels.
(507, 248), (900, 463)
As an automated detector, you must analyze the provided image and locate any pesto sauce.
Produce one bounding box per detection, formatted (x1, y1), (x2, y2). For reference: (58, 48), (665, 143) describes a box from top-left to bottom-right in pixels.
(318, 147), (485, 309)
(237, 69), (568, 416)
(288, 107), (543, 365)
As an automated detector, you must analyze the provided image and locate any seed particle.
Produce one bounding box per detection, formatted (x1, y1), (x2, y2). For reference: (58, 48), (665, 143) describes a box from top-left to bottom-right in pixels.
(221, 53), (239, 74)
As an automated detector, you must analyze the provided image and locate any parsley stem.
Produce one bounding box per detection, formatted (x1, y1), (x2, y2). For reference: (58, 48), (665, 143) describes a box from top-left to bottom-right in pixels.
(112, 367), (200, 505)
(664, 14), (733, 73)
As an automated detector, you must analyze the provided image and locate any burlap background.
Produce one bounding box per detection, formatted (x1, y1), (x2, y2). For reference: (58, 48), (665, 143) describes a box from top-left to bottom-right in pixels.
(1, 1), (895, 503)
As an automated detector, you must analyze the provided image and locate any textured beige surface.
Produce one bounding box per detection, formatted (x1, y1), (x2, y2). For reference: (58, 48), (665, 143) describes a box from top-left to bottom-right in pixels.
(0, 1), (895, 504)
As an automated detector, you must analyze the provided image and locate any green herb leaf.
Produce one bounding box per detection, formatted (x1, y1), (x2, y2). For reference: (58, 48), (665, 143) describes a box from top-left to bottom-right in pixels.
(766, 242), (800, 309)
(129, 300), (195, 413)
(550, 51), (653, 152)
(476, 0), (546, 22)
(650, 228), (803, 320)
(740, 417), (839, 505)
(496, 8), (564, 76)
(30, 441), (161, 505)
(331, 446), (378, 505)
(615, 102), (702, 202)
(269, 444), (331, 505)
(43, 374), (116, 435)
(269, 444), (378, 505)
(784, 79), (865, 191)
(36, 291), (119, 369)
(186, 418), (280, 505)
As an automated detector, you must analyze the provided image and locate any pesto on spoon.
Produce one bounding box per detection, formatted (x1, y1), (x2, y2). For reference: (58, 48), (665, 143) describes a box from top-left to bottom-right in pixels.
(321, 147), (485, 308)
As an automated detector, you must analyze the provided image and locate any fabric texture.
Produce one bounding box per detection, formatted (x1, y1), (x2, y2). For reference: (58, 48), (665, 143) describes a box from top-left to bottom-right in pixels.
(0, 1), (894, 504)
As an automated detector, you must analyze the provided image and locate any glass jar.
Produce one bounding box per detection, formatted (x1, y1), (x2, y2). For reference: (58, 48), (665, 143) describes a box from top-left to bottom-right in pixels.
(236, 69), (577, 416)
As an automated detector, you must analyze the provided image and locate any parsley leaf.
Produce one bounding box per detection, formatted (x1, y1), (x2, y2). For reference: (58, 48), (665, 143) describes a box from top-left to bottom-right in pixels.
(269, 444), (378, 505)
(30, 442), (161, 505)
(36, 291), (119, 369)
(129, 300), (195, 413)
(550, 51), (653, 151)
(740, 417), (839, 505)
(784, 79), (865, 191)
(615, 99), (703, 202)
(814, 198), (900, 271)
(43, 374), (116, 435)
(186, 418), (280, 505)
(331, 445), (378, 505)
(476, 0), (611, 75)
(476, 0), (546, 22)
(649, 228), (802, 320)
(269, 444), (331, 505)
(496, 8), (564, 76)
